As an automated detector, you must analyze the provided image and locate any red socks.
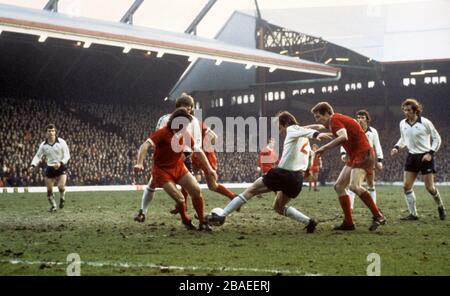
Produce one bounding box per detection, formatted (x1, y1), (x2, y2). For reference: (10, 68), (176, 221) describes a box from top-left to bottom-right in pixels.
(359, 191), (383, 218)
(178, 202), (191, 224)
(191, 195), (205, 224)
(339, 195), (354, 226)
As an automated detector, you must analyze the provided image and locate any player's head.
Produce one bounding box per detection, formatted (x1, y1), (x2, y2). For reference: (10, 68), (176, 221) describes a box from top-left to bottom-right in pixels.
(401, 98), (422, 117)
(46, 123), (56, 139)
(356, 109), (371, 127)
(175, 93), (195, 115)
(311, 102), (334, 126)
(167, 107), (192, 132)
(276, 111), (298, 131)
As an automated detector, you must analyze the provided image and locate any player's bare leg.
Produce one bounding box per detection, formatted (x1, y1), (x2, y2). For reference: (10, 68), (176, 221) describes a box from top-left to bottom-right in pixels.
(401, 171), (419, 220)
(333, 166), (354, 230)
(57, 174), (67, 209)
(350, 168), (385, 230)
(206, 177), (271, 226)
(45, 177), (57, 212)
(178, 173), (210, 231)
(205, 170), (236, 200)
(423, 173), (445, 220)
(162, 181), (195, 230)
(313, 173), (319, 191)
(273, 192), (317, 233)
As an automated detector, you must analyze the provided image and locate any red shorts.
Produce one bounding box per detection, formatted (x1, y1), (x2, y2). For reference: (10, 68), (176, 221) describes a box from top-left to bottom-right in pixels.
(346, 148), (375, 176)
(310, 166), (320, 174)
(192, 152), (218, 172)
(151, 164), (189, 188)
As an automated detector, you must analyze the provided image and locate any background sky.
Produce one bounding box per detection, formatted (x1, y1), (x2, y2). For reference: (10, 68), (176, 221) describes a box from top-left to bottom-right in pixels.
(0, 0), (428, 38)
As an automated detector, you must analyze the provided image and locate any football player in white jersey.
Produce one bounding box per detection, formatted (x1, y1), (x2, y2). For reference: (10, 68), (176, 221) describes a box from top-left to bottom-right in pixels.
(30, 124), (70, 212)
(206, 111), (330, 233)
(341, 110), (383, 208)
(391, 98), (445, 220)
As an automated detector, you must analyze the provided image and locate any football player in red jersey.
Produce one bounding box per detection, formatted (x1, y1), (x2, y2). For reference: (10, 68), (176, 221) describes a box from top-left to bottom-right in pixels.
(311, 102), (386, 231)
(308, 144), (322, 192)
(257, 138), (279, 176)
(134, 108), (212, 231)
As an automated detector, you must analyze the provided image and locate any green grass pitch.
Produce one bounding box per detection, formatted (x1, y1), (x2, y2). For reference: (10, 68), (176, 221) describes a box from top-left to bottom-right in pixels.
(0, 186), (448, 275)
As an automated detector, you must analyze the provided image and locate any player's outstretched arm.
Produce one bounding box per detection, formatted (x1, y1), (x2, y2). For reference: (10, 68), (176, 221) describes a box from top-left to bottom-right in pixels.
(135, 140), (154, 171)
(316, 128), (347, 156)
(302, 124), (328, 132)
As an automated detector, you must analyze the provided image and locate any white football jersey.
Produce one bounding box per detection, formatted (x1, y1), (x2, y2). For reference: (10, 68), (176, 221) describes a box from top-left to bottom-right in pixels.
(278, 125), (317, 171)
(395, 116), (441, 154)
(31, 137), (70, 167)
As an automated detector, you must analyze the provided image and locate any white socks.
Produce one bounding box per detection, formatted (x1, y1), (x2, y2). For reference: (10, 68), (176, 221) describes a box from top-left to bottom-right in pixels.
(348, 188), (377, 209)
(59, 190), (65, 201)
(284, 206), (310, 224)
(431, 189), (444, 207)
(223, 194), (247, 216)
(405, 190), (418, 216)
(348, 189), (356, 210)
(368, 188), (377, 204)
(140, 187), (155, 214)
(48, 194), (57, 208)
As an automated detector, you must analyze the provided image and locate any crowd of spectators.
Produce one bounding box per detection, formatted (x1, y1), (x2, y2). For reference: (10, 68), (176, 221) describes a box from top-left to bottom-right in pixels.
(0, 96), (448, 187)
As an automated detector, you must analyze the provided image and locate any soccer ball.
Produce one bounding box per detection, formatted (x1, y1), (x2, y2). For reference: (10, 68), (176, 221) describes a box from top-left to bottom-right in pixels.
(208, 207), (226, 226)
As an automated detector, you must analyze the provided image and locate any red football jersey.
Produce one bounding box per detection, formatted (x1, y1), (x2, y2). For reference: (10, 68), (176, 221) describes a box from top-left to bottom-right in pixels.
(149, 127), (192, 169)
(258, 147), (279, 173)
(329, 113), (371, 157)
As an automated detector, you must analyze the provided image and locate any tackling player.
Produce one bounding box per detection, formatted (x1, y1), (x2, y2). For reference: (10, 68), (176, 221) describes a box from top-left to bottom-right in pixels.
(311, 102), (386, 231)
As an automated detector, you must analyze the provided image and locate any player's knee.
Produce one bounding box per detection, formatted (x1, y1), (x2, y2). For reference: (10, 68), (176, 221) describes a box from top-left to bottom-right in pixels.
(403, 186), (412, 193)
(334, 183), (345, 193)
(208, 182), (218, 191)
(58, 186), (65, 192)
(190, 187), (201, 198)
(425, 185), (436, 195)
(349, 184), (360, 194)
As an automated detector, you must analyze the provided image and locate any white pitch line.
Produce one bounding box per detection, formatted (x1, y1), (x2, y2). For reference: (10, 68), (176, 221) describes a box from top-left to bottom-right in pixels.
(1, 258), (321, 276)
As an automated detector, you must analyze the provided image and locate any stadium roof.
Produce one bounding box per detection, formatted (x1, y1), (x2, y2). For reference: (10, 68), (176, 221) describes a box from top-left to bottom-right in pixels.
(0, 3), (339, 77)
(257, 0), (450, 63)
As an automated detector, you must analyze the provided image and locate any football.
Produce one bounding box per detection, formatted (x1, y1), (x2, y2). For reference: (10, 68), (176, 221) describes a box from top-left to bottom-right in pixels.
(208, 207), (226, 226)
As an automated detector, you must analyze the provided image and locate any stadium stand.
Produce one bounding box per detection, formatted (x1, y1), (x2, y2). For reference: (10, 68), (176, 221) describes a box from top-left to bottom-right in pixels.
(0, 93), (448, 187)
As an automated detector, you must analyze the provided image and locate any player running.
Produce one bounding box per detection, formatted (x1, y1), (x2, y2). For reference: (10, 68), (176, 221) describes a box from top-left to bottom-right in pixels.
(30, 124), (70, 212)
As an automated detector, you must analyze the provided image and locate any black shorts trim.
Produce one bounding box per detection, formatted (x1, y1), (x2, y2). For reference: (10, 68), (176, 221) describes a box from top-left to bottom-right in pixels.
(262, 167), (304, 198)
(405, 153), (436, 175)
(44, 164), (67, 178)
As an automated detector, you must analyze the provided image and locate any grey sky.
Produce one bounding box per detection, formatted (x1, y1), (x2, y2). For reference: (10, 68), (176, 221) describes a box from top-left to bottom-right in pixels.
(0, 0), (428, 38)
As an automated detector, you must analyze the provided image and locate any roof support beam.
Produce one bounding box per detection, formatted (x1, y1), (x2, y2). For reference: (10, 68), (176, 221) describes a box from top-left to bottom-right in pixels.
(185, 0), (217, 35)
(43, 0), (59, 12)
(120, 0), (144, 25)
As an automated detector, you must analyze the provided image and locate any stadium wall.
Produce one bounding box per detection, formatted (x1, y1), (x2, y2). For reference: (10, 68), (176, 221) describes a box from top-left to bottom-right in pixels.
(2, 182), (449, 193)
